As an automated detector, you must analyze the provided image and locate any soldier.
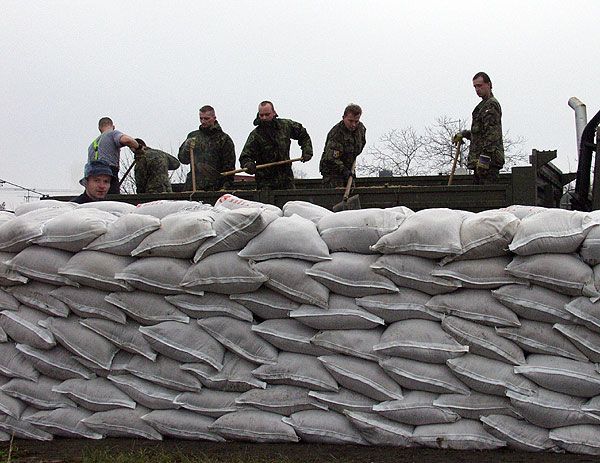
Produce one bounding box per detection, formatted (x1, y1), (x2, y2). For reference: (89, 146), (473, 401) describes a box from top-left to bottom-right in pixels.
(88, 117), (140, 194)
(71, 160), (112, 204)
(239, 101), (312, 190)
(133, 139), (180, 194)
(320, 103), (366, 187)
(178, 105), (236, 191)
(454, 72), (504, 184)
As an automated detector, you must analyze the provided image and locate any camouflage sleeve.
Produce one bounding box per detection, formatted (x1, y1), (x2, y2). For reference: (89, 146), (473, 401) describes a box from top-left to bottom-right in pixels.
(239, 131), (258, 168)
(481, 101), (504, 161)
(222, 135), (236, 188)
(289, 120), (313, 159)
(321, 128), (347, 175)
(134, 161), (146, 194)
(177, 131), (197, 164)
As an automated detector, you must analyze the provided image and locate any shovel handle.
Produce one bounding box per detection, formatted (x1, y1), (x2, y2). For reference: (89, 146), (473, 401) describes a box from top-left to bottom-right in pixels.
(221, 157), (303, 176)
(342, 160), (356, 201)
(448, 140), (462, 186)
(118, 159), (137, 187)
(190, 142), (197, 192)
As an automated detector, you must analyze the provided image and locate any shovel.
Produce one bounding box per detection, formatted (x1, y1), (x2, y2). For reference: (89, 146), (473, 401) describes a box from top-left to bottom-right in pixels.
(221, 157), (303, 176)
(447, 139), (462, 186)
(118, 159), (136, 188)
(333, 161), (361, 212)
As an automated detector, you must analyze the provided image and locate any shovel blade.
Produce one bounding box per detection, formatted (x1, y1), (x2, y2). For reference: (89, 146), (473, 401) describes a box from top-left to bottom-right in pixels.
(332, 194), (361, 212)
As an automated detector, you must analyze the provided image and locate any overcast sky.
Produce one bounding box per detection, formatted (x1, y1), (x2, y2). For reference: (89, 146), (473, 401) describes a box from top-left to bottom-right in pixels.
(1, 0), (599, 208)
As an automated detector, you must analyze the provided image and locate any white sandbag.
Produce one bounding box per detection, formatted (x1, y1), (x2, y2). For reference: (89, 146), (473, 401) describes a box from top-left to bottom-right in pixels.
(188, 351), (266, 392)
(165, 293), (254, 322)
(252, 352), (338, 392)
(77, 200), (136, 215)
(6, 281), (70, 317)
(6, 246), (76, 286)
(114, 256), (191, 295)
(0, 408), (53, 440)
(371, 254), (460, 295)
(251, 258), (330, 309)
(431, 256), (517, 289)
(0, 207), (68, 252)
(496, 319), (587, 361)
(509, 209), (595, 256)
(306, 253), (398, 297)
(132, 210), (216, 259)
(198, 317), (278, 365)
(59, 251), (135, 292)
(213, 193), (283, 216)
(506, 388), (600, 428)
(371, 208), (466, 258)
(514, 354), (600, 397)
(582, 395), (600, 415)
(82, 406), (163, 440)
(239, 214), (330, 262)
(53, 377), (137, 411)
(355, 290), (438, 323)
(412, 419), (506, 450)
(317, 208), (408, 254)
(282, 410), (367, 444)
(194, 208), (278, 261)
(480, 414), (557, 452)
(290, 303), (385, 331)
(554, 323), (600, 362)
(24, 407), (103, 439)
(0, 377), (27, 419)
(343, 410), (414, 447)
(549, 425), (600, 455)
(125, 354), (202, 392)
(581, 213), (600, 265)
(433, 392), (517, 420)
(134, 199), (211, 219)
(0, 306), (55, 350)
(14, 200), (76, 216)
(563, 297), (600, 334)
(49, 286), (126, 324)
(173, 389), (238, 417)
(447, 354), (537, 397)
(373, 390), (460, 426)
(236, 385), (326, 415)
(84, 213), (161, 255)
(212, 410), (299, 443)
(0, 343), (39, 381)
(0, 211), (13, 226)
(1, 376), (77, 410)
(506, 254), (598, 298)
(181, 251), (267, 294)
(108, 373), (179, 409)
(230, 288), (300, 319)
(308, 388), (378, 413)
(139, 321), (225, 368)
(251, 319), (331, 356)
(41, 316), (119, 370)
(491, 284), (575, 324)
(379, 356), (469, 395)
(501, 205), (546, 220)
(318, 354), (403, 401)
(311, 327), (383, 362)
(80, 318), (157, 360)
(0, 289), (20, 312)
(283, 200), (333, 224)
(75, 349), (133, 379)
(34, 208), (117, 252)
(105, 291), (189, 325)
(442, 316), (525, 365)
(427, 289), (521, 327)
(374, 319), (468, 364)
(0, 251), (28, 286)
(15, 343), (94, 380)
(141, 409), (224, 441)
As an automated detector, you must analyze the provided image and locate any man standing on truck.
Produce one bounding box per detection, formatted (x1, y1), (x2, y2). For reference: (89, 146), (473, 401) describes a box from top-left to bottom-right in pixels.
(88, 117), (141, 195)
(320, 103), (366, 187)
(178, 105), (236, 191)
(454, 72), (504, 184)
(239, 101), (313, 190)
(133, 139), (181, 194)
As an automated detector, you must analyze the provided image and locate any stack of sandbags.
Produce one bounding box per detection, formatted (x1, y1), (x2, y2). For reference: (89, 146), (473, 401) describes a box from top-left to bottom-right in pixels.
(2, 197), (600, 454)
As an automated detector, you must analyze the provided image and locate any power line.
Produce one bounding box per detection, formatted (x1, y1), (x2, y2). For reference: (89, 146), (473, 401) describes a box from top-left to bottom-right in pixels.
(0, 178), (45, 196)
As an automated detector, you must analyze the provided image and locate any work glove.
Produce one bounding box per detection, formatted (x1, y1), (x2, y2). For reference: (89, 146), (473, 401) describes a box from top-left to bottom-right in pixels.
(342, 168), (353, 182)
(301, 153), (312, 163)
(244, 161), (257, 175)
(452, 133), (463, 145)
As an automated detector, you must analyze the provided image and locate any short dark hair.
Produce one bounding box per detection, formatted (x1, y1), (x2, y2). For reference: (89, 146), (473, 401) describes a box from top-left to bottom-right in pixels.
(344, 103), (362, 117)
(98, 117), (113, 130)
(135, 138), (146, 148)
(199, 105), (215, 113)
(472, 72), (492, 86)
(259, 101), (275, 112)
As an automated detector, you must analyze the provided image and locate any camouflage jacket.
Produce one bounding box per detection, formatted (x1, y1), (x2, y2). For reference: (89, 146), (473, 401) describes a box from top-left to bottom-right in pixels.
(178, 122), (236, 191)
(466, 94), (504, 169)
(319, 120), (366, 177)
(239, 117), (312, 190)
(134, 148), (180, 194)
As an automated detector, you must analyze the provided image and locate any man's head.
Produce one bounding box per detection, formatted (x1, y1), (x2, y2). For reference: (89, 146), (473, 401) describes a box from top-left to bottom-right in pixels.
(98, 117), (115, 133)
(342, 103), (362, 132)
(199, 105), (217, 128)
(80, 160), (112, 200)
(133, 138), (147, 157)
(472, 72), (492, 99)
(258, 101), (277, 122)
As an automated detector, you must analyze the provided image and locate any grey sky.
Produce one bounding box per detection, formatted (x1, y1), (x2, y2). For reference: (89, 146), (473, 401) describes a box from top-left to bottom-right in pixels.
(1, 0), (599, 208)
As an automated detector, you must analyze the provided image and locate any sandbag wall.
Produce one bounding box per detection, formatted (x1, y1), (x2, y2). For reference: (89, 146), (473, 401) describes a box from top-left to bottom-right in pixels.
(2, 198), (600, 454)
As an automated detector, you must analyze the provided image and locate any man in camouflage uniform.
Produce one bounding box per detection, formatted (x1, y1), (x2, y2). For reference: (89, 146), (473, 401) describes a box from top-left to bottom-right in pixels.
(178, 105), (236, 191)
(133, 139), (180, 194)
(239, 101), (313, 190)
(320, 103), (366, 187)
(454, 72), (504, 184)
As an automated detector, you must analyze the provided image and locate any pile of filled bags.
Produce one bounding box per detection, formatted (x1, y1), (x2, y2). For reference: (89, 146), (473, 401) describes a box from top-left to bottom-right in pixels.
(2, 194), (600, 454)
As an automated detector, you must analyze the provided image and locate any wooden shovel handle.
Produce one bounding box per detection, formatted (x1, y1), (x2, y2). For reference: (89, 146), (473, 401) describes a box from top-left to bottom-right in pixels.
(448, 140), (462, 186)
(221, 157), (303, 176)
(342, 160), (357, 201)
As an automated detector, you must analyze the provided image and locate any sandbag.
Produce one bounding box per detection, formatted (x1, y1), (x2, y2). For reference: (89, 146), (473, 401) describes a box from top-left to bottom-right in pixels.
(283, 200), (333, 224)
(6, 246), (76, 286)
(84, 213), (161, 256)
(355, 290), (437, 323)
(105, 290), (189, 325)
(115, 257), (192, 295)
(480, 414), (557, 452)
(282, 410), (367, 444)
(165, 293), (254, 322)
(59, 251), (135, 292)
(211, 410), (299, 443)
(412, 419), (506, 450)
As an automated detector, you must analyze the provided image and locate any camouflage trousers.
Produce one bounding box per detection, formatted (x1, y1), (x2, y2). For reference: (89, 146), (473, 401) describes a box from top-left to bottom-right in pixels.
(322, 175), (353, 188)
(473, 167), (500, 185)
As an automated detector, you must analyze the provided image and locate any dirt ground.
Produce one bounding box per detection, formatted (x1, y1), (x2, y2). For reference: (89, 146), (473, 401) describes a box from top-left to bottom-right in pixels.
(2, 439), (598, 463)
